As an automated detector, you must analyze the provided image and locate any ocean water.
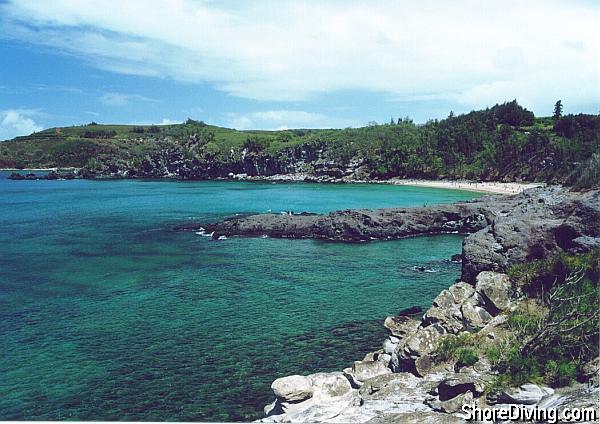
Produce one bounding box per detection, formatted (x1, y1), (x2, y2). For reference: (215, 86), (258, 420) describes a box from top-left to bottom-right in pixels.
(0, 172), (478, 421)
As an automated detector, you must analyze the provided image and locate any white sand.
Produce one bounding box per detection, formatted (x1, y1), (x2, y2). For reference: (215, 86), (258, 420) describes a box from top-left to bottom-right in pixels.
(387, 178), (544, 194)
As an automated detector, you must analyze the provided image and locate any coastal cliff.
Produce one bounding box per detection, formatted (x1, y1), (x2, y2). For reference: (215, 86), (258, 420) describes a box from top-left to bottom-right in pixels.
(185, 186), (600, 422)
(2, 103), (598, 189)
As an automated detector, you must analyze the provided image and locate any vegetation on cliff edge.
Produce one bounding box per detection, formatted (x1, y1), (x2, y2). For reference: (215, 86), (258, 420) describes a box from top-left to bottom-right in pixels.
(1, 101), (598, 186)
(433, 250), (599, 390)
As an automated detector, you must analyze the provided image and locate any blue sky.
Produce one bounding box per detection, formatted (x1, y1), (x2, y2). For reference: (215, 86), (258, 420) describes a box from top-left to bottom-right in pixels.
(1, 0), (598, 140)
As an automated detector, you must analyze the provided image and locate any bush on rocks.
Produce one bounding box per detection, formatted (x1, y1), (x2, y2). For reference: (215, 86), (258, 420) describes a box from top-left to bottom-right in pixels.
(490, 250), (599, 390)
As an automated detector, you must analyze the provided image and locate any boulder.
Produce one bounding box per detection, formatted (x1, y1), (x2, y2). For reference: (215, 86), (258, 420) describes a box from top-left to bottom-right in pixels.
(448, 282), (476, 304)
(428, 391), (473, 414)
(263, 372), (359, 422)
(404, 325), (444, 358)
(358, 371), (445, 406)
(383, 338), (397, 355)
(275, 390), (362, 423)
(423, 305), (463, 334)
(460, 301), (492, 330)
(572, 236), (600, 251)
(491, 383), (554, 405)
(308, 372), (352, 402)
(537, 383), (600, 414)
(475, 271), (512, 312)
(352, 359), (391, 382)
(461, 228), (508, 282)
(359, 372), (423, 398)
(424, 282), (485, 334)
(436, 374), (486, 401)
(431, 289), (456, 309)
(358, 372), (447, 419)
(271, 375), (313, 402)
(379, 353), (392, 366)
(414, 355), (433, 377)
(383, 316), (420, 338)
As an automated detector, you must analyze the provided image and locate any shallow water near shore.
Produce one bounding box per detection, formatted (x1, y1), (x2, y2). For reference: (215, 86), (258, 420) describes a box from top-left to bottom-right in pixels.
(0, 172), (478, 421)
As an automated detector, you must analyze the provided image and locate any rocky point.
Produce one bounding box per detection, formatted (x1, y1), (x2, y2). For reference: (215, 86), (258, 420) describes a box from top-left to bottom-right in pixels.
(185, 186), (599, 423)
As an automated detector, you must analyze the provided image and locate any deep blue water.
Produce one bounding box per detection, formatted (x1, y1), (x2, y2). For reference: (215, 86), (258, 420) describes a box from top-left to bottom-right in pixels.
(0, 172), (478, 421)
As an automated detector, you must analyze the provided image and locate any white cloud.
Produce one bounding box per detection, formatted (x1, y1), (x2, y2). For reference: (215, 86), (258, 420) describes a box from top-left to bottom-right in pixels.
(98, 92), (156, 106)
(0, 109), (44, 140)
(1, 1), (599, 114)
(224, 110), (350, 130)
(157, 118), (177, 125)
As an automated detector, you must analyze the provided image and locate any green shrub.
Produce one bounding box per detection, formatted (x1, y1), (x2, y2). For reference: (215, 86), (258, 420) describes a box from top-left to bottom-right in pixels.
(544, 360), (576, 387)
(494, 250), (600, 389)
(82, 130), (116, 139)
(485, 347), (501, 366)
(456, 348), (478, 368)
(243, 136), (271, 153)
(203, 142), (220, 156)
(433, 333), (481, 365)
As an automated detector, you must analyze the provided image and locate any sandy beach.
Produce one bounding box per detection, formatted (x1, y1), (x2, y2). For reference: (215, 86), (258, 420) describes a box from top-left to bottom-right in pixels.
(386, 178), (544, 195)
(241, 173), (545, 195)
(2, 168), (543, 194)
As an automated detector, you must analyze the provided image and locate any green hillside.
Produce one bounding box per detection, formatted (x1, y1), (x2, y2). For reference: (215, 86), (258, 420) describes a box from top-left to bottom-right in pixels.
(0, 120), (312, 168)
(1, 101), (598, 186)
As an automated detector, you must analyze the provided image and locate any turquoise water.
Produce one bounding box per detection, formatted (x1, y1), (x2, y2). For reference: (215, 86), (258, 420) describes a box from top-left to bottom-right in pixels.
(0, 172), (478, 421)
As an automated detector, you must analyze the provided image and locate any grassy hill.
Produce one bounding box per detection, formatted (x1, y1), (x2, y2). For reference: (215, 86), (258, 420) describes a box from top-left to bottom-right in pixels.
(1, 102), (598, 187)
(0, 120), (313, 168)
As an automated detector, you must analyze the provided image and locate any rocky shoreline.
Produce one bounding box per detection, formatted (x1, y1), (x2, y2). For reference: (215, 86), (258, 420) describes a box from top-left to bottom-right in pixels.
(6, 169), (540, 194)
(257, 270), (598, 423)
(185, 186), (599, 422)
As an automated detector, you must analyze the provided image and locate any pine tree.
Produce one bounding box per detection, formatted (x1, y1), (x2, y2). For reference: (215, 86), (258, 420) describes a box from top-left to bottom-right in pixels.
(553, 100), (563, 121)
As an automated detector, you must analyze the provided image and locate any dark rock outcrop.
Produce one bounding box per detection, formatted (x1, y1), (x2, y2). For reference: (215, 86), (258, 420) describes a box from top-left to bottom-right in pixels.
(461, 187), (599, 281)
(189, 186), (599, 283)
(192, 201), (492, 242)
(450, 254), (462, 263)
(397, 306), (423, 317)
(7, 171), (79, 180)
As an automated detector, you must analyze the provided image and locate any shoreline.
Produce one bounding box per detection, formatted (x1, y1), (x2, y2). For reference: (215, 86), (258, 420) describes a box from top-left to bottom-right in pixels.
(233, 173), (544, 195)
(0, 167), (77, 171)
(384, 178), (544, 194)
(2, 168), (544, 195)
